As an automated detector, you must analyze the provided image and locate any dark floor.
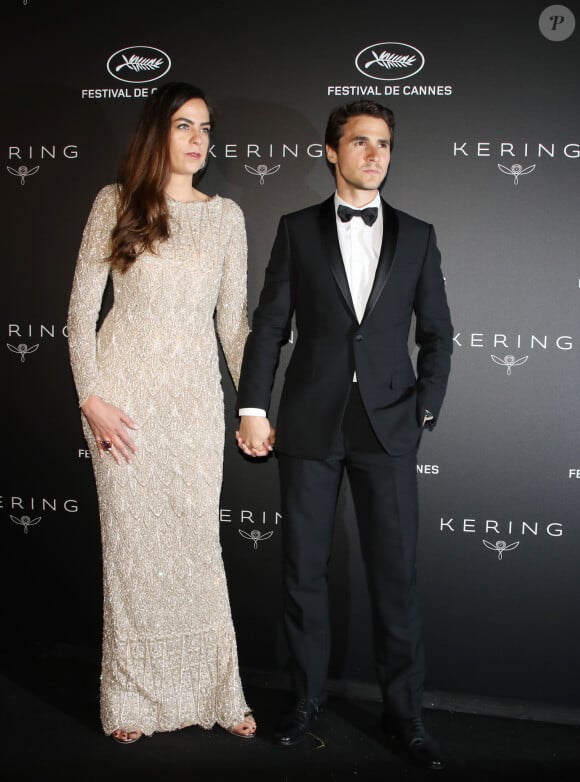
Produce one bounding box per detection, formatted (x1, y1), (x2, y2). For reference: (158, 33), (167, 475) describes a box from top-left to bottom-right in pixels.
(1, 652), (578, 781)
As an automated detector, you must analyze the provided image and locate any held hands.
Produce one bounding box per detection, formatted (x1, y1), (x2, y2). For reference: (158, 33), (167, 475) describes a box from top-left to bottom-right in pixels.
(81, 395), (139, 465)
(236, 416), (276, 458)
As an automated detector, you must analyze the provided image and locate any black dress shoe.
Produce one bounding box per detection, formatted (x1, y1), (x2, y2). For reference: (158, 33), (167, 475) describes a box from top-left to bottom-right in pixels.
(273, 698), (323, 746)
(383, 716), (445, 771)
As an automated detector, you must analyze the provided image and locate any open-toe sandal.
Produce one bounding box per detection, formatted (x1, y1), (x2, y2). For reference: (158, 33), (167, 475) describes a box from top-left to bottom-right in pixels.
(226, 711), (257, 739)
(111, 729), (143, 744)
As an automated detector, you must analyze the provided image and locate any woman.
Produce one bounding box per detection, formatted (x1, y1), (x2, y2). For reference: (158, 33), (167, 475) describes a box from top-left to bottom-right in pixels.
(67, 82), (255, 742)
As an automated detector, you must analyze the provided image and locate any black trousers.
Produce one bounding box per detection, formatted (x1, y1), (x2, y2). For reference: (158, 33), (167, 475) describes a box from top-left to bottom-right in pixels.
(277, 383), (425, 718)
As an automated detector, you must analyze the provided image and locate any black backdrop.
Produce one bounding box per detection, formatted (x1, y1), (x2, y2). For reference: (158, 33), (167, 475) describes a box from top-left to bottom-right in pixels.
(2, 0), (579, 724)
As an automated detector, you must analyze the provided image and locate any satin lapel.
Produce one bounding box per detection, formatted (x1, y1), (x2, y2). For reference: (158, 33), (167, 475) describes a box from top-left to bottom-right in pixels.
(362, 199), (399, 321)
(318, 197), (357, 316)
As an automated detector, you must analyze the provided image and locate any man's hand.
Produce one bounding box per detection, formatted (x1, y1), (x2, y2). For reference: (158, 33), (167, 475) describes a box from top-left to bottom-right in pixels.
(422, 410), (435, 429)
(236, 416), (275, 457)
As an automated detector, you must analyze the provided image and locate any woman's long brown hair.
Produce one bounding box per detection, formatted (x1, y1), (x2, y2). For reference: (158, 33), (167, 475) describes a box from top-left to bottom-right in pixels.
(109, 82), (212, 273)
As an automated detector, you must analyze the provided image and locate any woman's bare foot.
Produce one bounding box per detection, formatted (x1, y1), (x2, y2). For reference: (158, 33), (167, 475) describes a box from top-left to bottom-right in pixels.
(226, 712), (257, 739)
(111, 728), (143, 744)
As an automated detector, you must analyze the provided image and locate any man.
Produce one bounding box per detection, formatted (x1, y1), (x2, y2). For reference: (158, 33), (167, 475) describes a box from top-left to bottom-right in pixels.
(236, 100), (453, 771)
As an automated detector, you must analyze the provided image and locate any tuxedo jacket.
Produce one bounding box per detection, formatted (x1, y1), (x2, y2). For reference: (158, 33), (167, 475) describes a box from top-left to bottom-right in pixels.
(237, 195), (453, 458)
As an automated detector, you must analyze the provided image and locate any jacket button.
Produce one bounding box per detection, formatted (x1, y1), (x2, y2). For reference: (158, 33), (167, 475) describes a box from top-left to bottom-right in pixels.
(355, 335), (364, 341)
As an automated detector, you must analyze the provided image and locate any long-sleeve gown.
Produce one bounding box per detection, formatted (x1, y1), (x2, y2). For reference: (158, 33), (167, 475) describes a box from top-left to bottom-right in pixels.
(67, 184), (251, 736)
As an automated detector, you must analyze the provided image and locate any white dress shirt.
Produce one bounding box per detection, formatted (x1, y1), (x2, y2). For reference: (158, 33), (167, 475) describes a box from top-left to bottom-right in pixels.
(335, 192), (382, 323)
(239, 192), (382, 416)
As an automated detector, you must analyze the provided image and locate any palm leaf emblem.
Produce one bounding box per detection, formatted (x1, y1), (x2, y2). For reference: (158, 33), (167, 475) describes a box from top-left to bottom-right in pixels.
(365, 50), (416, 69)
(115, 55), (164, 73)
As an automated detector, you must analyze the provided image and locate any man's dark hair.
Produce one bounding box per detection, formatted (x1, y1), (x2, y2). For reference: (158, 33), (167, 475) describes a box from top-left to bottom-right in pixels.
(325, 100), (396, 174)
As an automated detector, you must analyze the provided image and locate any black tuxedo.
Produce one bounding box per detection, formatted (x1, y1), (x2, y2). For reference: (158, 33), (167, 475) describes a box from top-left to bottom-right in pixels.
(238, 195), (453, 717)
(238, 196), (452, 457)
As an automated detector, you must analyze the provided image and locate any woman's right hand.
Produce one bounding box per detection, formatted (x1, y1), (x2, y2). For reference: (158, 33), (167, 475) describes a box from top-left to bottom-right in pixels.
(81, 395), (139, 465)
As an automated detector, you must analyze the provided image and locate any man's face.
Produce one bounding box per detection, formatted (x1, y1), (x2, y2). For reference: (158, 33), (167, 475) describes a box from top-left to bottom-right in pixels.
(325, 114), (391, 202)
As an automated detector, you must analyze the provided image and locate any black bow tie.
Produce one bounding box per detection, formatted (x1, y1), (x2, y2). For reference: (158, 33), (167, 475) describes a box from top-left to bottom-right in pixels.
(337, 204), (378, 227)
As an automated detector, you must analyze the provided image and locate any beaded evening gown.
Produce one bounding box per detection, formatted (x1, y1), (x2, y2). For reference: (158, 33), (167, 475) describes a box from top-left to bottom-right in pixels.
(67, 185), (250, 736)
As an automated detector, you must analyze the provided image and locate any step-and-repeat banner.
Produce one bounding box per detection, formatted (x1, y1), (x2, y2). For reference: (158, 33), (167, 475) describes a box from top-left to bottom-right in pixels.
(2, 1), (579, 721)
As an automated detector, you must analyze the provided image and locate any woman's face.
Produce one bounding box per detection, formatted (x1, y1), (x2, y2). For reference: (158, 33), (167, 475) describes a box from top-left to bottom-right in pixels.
(167, 98), (211, 177)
